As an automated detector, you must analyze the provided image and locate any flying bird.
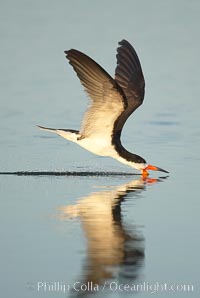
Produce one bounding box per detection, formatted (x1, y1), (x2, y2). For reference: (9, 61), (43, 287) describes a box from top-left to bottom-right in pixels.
(38, 40), (168, 176)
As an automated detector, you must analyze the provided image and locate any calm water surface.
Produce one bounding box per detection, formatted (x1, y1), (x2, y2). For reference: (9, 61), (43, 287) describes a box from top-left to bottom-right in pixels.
(0, 1), (200, 297)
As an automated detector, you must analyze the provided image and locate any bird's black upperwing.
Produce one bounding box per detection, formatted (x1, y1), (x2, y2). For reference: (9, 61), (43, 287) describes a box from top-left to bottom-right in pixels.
(114, 40), (145, 133)
(65, 49), (127, 138)
(65, 49), (126, 104)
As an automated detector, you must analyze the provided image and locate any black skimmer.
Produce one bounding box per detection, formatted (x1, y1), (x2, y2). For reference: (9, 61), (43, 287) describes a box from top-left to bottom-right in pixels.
(38, 40), (168, 176)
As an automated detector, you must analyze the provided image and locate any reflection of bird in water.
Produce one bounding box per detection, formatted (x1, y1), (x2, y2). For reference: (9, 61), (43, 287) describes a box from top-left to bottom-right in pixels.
(38, 40), (168, 176)
(58, 177), (161, 296)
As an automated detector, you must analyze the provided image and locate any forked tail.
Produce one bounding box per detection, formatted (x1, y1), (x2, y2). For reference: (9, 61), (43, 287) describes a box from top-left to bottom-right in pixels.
(37, 125), (80, 142)
(37, 125), (57, 133)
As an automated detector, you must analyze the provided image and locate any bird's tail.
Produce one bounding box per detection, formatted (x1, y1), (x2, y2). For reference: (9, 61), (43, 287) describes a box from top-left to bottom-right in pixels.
(37, 125), (58, 133)
(37, 125), (80, 142)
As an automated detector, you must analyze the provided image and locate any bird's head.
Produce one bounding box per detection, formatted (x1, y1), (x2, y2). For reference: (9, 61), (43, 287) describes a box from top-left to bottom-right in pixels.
(142, 164), (169, 177)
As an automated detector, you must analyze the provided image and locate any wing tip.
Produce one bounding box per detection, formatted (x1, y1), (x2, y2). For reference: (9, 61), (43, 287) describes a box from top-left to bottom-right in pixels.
(118, 39), (142, 55)
(118, 39), (130, 46)
(64, 49), (76, 59)
(118, 39), (134, 50)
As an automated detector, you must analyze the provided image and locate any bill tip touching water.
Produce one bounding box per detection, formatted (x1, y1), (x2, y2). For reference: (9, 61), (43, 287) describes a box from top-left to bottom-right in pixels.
(38, 39), (169, 177)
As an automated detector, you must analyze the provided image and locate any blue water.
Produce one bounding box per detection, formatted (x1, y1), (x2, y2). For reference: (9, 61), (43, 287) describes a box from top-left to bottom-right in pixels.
(0, 1), (200, 297)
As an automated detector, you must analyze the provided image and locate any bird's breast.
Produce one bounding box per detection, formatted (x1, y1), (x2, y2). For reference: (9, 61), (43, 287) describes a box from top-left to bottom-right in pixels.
(77, 136), (115, 156)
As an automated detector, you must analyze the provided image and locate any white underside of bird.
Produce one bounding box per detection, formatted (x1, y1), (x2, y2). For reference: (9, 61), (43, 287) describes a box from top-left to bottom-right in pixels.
(38, 126), (148, 171)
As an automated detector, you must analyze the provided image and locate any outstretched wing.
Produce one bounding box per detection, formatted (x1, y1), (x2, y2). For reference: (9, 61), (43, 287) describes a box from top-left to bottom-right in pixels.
(65, 49), (126, 139)
(114, 40), (145, 134)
